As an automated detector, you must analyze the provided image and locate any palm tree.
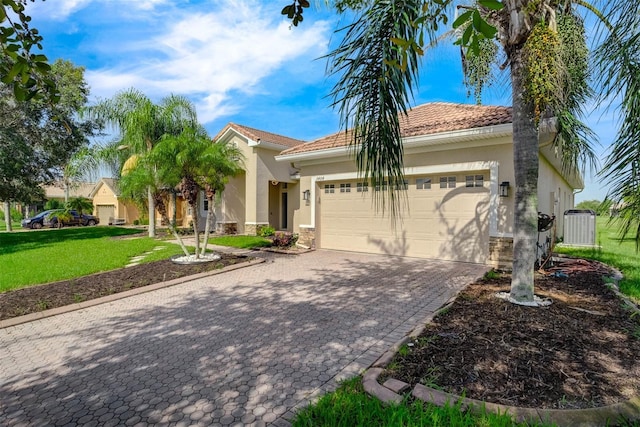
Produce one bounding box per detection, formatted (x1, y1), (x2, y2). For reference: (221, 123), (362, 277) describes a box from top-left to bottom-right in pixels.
(67, 197), (94, 216)
(61, 147), (98, 203)
(83, 89), (199, 238)
(595, 2), (640, 246)
(314, 0), (635, 305)
(150, 126), (244, 258)
(118, 153), (192, 256)
(197, 140), (244, 256)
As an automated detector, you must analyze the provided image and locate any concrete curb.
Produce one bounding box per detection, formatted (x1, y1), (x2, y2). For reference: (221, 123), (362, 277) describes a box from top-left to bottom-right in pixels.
(0, 257), (265, 330)
(362, 272), (640, 427)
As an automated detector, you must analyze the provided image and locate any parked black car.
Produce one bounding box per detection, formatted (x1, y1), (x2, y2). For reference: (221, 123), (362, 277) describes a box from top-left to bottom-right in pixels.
(44, 210), (100, 228)
(21, 210), (56, 229)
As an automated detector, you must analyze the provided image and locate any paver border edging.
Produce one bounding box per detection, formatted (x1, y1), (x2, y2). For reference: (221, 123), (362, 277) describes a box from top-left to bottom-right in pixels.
(362, 267), (640, 427)
(0, 257), (265, 330)
(364, 367), (640, 427)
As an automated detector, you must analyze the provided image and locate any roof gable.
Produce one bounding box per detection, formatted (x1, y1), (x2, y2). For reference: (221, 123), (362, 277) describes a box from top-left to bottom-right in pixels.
(280, 102), (512, 156)
(89, 178), (120, 198)
(214, 123), (305, 149)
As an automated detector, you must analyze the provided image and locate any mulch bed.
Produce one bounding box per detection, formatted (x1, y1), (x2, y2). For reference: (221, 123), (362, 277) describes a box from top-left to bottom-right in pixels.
(0, 254), (249, 321)
(386, 260), (640, 409)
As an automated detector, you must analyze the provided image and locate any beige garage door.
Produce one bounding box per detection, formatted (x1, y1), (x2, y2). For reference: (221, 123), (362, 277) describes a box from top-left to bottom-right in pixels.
(319, 173), (490, 263)
(96, 205), (115, 224)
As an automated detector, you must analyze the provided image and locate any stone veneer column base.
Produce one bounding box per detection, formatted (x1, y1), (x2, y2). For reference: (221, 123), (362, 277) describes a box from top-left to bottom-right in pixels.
(489, 236), (513, 270)
(297, 226), (316, 249)
(215, 221), (237, 235)
(244, 223), (269, 236)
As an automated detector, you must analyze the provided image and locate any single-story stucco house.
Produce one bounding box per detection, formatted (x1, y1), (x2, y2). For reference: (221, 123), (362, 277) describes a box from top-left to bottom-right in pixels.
(212, 102), (581, 268)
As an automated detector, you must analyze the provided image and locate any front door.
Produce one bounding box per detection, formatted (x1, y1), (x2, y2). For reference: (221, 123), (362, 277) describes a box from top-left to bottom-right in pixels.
(281, 192), (288, 229)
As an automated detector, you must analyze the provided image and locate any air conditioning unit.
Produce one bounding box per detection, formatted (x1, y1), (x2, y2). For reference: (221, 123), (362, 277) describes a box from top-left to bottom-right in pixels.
(563, 209), (596, 246)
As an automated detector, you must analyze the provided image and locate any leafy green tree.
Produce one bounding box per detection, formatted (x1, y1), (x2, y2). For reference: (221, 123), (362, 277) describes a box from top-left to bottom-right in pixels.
(287, 0), (635, 305)
(0, 57), (93, 231)
(83, 90), (200, 238)
(0, 0), (58, 102)
(574, 199), (603, 214)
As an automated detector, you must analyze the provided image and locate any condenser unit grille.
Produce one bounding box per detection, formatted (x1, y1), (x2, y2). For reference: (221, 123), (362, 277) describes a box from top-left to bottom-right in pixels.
(563, 209), (596, 246)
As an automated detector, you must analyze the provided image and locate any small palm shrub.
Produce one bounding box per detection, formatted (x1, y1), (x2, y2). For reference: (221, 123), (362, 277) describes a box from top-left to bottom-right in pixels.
(259, 226), (276, 237)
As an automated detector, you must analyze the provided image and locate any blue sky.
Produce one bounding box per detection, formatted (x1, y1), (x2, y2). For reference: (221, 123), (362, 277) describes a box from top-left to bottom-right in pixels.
(27, 0), (615, 202)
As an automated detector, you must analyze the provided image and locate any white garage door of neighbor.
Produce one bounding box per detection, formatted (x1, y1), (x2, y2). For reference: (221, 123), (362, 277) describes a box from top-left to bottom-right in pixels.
(319, 175), (490, 263)
(96, 205), (115, 224)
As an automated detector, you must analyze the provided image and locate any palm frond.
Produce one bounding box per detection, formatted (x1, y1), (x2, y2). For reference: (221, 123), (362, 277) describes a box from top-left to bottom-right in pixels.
(326, 0), (446, 216)
(595, 0), (640, 246)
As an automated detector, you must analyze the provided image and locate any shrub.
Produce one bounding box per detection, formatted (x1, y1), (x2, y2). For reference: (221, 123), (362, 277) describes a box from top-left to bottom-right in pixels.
(259, 226), (276, 237)
(0, 208), (23, 222)
(272, 232), (298, 248)
(44, 200), (63, 210)
(133, 219), (140, 225)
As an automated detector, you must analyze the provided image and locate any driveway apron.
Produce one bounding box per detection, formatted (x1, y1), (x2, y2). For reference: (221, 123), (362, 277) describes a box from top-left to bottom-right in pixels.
(0, 250), (486, 426)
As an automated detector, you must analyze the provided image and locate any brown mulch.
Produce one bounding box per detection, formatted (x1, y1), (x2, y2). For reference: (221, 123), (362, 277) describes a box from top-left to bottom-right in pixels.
(0, 254), (249, 321)
(386, 260), (640, 410)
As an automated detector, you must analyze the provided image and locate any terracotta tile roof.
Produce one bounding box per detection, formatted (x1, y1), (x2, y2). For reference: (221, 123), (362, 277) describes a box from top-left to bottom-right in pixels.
(44, 182), (96, 199)
(280, 102), (512, 156)
(215, 123), (305, 148)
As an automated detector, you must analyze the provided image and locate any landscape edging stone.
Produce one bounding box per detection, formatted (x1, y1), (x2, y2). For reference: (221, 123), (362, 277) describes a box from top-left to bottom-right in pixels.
(0, 257), (265, 330)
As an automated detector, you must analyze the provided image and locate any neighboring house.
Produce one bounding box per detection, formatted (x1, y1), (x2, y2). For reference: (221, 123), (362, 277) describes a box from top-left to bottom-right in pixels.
(215, 102), (581, 268)
(44, 182), (96, 202)
(18, 182), (95, 217)
(211, 123), (305, 235)
(90, 177), (195, 227)
(90, 178), (142, 225)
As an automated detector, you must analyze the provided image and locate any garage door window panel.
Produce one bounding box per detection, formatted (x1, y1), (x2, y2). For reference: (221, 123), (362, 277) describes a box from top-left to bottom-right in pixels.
(466, 175), (484, 188)
(324, 184), (335, 194)
(340, 183), (351, 193)
(357, 182), (368, 192)
(416, 178), (432, 190)
(440, 176), (456, 188)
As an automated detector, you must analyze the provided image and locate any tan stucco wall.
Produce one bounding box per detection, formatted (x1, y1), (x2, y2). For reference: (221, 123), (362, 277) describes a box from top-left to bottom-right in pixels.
(217, 134), (297, 233)
(285, 134), (579, 261)
(92, 182), (141, 224)
(220, 173), (246, 234)
(293, 137), (516, 237)
(537, 154), (574, 239)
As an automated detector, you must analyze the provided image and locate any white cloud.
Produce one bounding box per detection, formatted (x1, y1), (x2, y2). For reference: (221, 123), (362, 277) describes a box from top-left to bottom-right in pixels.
(86, 0), (332, 123)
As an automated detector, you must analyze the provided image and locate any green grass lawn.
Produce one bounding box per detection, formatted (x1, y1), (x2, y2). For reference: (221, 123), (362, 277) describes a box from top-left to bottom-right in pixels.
(556, 217), (640, 301)
(0, 221), (21, 232)
(0, 227), (183, 292)
(207, 235), (272, 249)
(293, 377), (550, 427)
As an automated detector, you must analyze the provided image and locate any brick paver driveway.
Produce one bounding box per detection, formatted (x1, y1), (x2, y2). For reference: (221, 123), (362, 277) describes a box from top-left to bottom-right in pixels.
(0, 250), (486, 426)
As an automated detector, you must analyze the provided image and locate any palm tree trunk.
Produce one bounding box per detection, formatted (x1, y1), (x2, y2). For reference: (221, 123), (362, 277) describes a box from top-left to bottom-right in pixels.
(192, 199), (200, 259)
(3, 201), (12, 232)
(147, 187), (156, 238)
(200, 194), (216, 256)
(509, 50), (539, 303)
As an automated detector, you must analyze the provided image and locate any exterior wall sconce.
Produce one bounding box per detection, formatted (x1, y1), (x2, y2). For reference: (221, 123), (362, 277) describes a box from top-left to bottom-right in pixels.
(302, 190), (311, 201)
(499, 181), (510, 197)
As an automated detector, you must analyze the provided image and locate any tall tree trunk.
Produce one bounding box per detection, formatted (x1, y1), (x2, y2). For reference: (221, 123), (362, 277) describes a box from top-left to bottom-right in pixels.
(192, 195), (200, 259)
(147, 187), (156, 238)
(200, 192), (216, 256)
(171, 191), (177, 227)
(155, 193), (190, 256)
(3, 201), (12, 232)
(509, 49), (539, 303)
